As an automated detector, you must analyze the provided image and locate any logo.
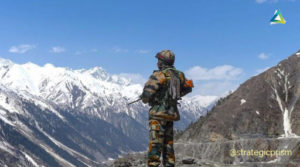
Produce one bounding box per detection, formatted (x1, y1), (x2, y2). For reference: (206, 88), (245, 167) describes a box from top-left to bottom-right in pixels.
(270, 9), (286, 24)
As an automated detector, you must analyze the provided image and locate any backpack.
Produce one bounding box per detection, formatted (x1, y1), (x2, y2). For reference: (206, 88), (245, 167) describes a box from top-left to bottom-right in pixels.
(161, 68), (182, 101)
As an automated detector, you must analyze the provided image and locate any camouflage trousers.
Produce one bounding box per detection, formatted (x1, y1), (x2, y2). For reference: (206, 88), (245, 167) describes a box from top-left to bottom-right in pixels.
(148, 119), (175, 167)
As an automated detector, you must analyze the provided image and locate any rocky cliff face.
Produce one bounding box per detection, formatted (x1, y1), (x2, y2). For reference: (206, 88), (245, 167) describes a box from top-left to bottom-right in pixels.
(111, 50), (300, 167)
(179, 50), (300, 142)
(175, 50), (300, 166)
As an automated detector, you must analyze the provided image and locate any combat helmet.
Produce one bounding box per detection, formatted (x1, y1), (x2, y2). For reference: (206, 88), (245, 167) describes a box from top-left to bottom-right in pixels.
(155, 50), (175, 65)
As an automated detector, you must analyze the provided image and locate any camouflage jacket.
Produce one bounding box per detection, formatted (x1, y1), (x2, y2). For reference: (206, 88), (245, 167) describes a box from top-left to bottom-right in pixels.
(141, 67), (192, 121)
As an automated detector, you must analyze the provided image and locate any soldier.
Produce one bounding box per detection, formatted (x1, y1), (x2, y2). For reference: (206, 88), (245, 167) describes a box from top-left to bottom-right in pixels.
(140, 50), (193, 167)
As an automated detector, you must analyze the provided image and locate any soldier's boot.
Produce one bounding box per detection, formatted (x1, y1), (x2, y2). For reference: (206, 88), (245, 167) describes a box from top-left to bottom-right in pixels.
(148, 120), (164, 167)
(162, 121), (175, 167)
(162, 143), (175, 167)
(148, 142), (161, 167)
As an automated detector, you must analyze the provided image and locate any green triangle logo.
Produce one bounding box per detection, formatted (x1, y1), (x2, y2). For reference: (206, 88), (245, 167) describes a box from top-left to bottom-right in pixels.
(270, 9), (286, 24)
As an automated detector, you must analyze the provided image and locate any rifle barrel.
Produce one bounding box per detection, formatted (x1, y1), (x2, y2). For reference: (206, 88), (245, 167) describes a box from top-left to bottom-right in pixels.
(127, 98), (141, 105)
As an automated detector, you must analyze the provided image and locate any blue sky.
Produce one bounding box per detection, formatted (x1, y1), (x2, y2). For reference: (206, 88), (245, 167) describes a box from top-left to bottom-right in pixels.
(0, 0), (299, 96)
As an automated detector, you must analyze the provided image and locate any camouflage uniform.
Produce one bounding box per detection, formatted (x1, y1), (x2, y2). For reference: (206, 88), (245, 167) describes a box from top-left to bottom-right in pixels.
(148, 119), (174, 167)
(141, 52), (192, 167)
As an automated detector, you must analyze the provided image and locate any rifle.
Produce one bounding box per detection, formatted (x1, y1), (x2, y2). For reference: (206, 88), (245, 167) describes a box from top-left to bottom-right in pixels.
(127, 98), (142, 105)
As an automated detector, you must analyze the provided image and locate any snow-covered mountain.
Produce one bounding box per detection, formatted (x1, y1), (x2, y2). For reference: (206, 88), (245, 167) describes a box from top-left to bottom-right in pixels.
(0, 58), (218, 166)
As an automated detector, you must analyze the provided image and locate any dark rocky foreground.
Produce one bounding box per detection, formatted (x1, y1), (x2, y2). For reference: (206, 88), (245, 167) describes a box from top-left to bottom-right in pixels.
(108, 137), (300, 167)
(107, 152), (235, 167)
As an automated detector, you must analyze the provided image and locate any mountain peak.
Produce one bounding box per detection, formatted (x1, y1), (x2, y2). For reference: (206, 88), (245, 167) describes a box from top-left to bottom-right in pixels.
(43, 63), (56, 69)
(0, 57), (14, 66)
(79, 66), (109, 80)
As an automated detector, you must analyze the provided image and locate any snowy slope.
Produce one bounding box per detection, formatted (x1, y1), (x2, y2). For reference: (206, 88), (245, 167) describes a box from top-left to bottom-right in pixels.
(0, 57), (218, 166)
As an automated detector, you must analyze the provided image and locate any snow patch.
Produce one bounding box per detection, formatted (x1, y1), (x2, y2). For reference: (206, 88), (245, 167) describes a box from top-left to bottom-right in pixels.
(0, 93), (20, 113)
(283, 108), (293, 136)
(31, 98), (65, 121)
(240, 99), (246, 105)
(0, 141), (16, 155)
(22, 152), (39, 167)
(265, 156), (281, 164)
(39, 144), (76, 167)
(0, 109), (15, 126)
(272, 69), (299, 138)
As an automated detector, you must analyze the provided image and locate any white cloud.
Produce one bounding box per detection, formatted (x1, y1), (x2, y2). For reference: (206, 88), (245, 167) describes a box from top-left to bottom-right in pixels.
(258, 53), (269, 60)
(256, 0), (279, 3)
(192, 81), (239, 97)
(184, 65), (244, 96)
(9, 44), (36, 54)
(51, 46), (66, 53)
(185, 65), (243, 81)
(112, 47), (128, 53)
(136, 50), (150, 54)
(118, 73), (147, 85)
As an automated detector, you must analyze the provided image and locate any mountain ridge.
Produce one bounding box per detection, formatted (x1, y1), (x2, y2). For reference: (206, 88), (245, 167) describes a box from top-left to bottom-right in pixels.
(0, 57), (217, 166)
